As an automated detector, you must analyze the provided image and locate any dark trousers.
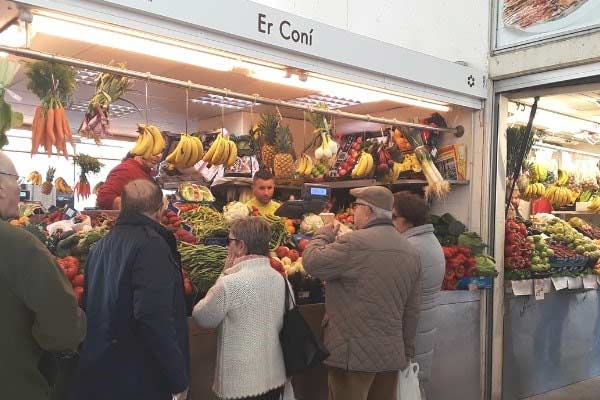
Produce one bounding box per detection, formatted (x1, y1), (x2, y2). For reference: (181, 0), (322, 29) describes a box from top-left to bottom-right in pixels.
(240, 386), (284, 400)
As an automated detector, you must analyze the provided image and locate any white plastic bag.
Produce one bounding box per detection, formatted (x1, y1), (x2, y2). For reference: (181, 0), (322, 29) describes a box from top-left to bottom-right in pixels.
(398, 362), (422, 400)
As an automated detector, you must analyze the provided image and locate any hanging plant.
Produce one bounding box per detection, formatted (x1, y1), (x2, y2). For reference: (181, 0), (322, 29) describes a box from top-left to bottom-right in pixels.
(73, 154), (103, 200)
(79, 63), (136, 143)
(25, 61), (77, 158)
(0, 58), (23, 149)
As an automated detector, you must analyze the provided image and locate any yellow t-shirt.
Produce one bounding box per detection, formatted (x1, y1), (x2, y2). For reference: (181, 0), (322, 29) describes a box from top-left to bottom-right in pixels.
(246, 198), (281, 216)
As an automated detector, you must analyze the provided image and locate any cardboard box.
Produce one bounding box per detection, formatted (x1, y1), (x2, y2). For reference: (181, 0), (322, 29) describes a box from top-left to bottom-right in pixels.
(434, 144), (467, 181)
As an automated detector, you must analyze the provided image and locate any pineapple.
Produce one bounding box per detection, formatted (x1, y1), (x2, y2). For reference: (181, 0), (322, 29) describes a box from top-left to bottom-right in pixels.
(259, 113), (279, 170)
(41, 167), (56, 195)
(273, 125), (295, 178)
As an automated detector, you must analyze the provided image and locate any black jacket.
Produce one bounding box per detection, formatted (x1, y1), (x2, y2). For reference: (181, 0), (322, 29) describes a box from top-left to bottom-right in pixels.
(75, 212), (189, 400)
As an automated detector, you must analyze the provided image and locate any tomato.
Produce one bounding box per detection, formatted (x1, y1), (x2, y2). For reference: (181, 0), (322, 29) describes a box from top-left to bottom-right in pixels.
(63, 256), (80, 269)
(65, 267), (78, 280)
(72, 274), (85, 288)
(74, 287), (84, 306)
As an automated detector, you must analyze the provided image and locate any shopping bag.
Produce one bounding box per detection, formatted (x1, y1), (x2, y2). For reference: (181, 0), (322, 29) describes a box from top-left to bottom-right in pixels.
(398, 362), (422, 400)
(279, 276), (329, 376)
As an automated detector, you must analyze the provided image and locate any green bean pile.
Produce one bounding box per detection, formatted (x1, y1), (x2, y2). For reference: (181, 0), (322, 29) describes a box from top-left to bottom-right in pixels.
(180, 206), (228, 242)
(178, 243), (228, 290)
(261, 214), (292, 250)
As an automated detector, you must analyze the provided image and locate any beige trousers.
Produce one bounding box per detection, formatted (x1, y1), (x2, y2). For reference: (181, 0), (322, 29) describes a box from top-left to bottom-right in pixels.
(328, 367), (399, 400)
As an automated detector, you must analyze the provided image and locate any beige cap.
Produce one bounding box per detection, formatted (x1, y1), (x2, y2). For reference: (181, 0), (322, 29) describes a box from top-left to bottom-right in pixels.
(350, 186), (394, 211)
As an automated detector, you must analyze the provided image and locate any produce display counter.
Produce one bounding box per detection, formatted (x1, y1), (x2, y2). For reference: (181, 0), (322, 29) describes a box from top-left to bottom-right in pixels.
(188, 292), (482, 400)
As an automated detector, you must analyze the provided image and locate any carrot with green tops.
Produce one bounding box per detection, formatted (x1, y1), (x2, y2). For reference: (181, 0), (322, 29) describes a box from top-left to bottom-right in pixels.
(45, 105), (56, 156)
(54, 105), (66, 159)
(31, 106), (43, 155)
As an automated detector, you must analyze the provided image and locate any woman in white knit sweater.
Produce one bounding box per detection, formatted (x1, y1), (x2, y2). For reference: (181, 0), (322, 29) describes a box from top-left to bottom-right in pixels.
(193, 217), (291, 400)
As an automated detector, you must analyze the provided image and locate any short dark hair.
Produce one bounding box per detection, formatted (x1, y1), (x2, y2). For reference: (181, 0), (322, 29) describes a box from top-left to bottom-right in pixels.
(393, 191), (430, 227)
(253, 169), (274, 183)
(230, 217), (271, 256)
(121, 179), (164, 214)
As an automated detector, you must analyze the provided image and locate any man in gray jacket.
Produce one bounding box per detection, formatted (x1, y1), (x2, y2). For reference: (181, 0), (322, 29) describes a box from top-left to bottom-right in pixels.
(303, 186), (422, 400)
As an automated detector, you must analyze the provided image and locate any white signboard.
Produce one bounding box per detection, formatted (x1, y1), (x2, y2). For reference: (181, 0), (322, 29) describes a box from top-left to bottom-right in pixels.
(495, 0), (600, 50)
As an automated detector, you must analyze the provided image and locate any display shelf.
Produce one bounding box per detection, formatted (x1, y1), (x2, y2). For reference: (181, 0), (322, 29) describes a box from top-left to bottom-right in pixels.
(276, 179), (470, 191)
(551, 211), (597, 215)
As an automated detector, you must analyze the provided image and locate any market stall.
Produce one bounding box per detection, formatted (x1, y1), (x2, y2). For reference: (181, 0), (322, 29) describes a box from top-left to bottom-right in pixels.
(494, 91), (600, 399)
(1, 1), (491, 398)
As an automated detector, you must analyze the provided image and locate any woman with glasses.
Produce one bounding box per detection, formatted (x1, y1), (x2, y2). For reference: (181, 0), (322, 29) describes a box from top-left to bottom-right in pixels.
(193, 217), (292, 400)
(392, 192), (445, 400)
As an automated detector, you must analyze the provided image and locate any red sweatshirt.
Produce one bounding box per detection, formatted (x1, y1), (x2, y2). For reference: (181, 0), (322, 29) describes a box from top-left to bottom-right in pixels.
(96, 158), (153, 209)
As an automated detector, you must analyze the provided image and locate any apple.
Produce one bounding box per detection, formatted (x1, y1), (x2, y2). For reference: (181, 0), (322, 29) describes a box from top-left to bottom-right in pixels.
(281, 257), (292, 266)
(352, 142), (361, 150)
(339, 169), (347, 177)
(289, 249), (300, 262)
(276, 246), (290, 258)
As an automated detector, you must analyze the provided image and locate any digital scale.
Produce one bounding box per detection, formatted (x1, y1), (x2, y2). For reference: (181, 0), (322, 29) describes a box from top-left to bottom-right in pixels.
(275, 183), (331, 219)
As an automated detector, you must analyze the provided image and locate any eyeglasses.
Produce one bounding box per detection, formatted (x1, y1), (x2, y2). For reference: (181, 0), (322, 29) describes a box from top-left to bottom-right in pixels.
(227, 237), (243, 245)
(351, 202), (371, 210)
(0, 171), (22, 183)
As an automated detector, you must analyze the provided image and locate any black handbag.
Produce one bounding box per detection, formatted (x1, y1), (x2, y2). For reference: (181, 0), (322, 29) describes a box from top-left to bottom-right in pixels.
(279, 276), (329, 376)
(38, 350), (80, 400)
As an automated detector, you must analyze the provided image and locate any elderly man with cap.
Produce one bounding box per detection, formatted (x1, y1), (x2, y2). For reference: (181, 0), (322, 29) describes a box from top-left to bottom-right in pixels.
(0, 151), (86, 399)
(303, 186), (422, 400)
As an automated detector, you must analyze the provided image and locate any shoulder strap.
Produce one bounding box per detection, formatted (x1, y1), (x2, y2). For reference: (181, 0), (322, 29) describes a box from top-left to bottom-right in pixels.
(283, 275), (295, 314)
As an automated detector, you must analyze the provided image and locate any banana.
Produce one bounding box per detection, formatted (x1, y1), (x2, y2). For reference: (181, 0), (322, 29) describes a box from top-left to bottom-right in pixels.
(296, 155), (306, 175)
(364, 153), (374, 177)
(190, 135), (205, 161)
(131, 130), (152, 157)
(142, 131), (156, 160)
(303, 155), (314, 176)
(204, 134), (223, 164)
(352, 153), (367, 178)
(216, 138), (231, 165)
(175, 135), (190, 168)
(180, 135), (194, 168)
(225, 140), (237, 167)
(147, 125), (166, 156)
(165, 138), (182, 163)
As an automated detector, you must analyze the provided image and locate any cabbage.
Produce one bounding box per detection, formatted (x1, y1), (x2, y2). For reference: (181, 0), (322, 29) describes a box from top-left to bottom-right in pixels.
(300, 213), (324, 235)
(223, 201), (250, 224)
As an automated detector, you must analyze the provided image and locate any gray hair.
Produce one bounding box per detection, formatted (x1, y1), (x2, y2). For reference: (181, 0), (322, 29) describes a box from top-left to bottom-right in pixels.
(368, 203), (393, 220)
(230, 217), (271, 256)
(121, 179), (164, 215)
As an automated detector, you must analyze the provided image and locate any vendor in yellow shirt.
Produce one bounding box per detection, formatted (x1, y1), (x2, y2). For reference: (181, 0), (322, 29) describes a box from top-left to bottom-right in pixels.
(246, 169), (281, 216)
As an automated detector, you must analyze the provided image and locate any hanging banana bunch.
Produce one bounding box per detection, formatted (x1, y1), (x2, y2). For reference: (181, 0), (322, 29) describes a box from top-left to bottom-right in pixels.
(545, 169), (573, 207)
(130, 124), (166, 160)
(165, 133), (205, 170)
(202, 133), (238, 167)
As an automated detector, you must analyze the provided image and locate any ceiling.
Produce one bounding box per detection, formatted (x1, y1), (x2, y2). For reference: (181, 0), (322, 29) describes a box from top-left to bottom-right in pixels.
(5, 31), (423, 138)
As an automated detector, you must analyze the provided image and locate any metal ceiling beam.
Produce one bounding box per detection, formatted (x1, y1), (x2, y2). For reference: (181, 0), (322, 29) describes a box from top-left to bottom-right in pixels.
(0, 45), (464, 135)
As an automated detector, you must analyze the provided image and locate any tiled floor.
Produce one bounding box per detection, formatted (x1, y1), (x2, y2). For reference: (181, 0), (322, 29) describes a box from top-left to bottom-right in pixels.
(524, 376), (600, 400)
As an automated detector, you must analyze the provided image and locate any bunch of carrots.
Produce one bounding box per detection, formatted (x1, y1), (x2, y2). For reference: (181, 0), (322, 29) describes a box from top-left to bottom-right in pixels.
(31, 99), (74, 158)
(73, 154), (103, 200)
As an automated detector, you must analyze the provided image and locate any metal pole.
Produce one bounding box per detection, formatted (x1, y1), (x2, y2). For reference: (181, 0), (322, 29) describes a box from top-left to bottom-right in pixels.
(0, 45), (463, 134)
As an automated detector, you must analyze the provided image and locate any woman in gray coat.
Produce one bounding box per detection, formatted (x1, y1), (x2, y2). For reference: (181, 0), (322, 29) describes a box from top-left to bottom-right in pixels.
(392, 192), (445, 400)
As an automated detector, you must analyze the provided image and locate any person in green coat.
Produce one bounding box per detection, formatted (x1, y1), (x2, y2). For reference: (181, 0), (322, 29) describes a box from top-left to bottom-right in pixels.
(0, 151), (86, 399)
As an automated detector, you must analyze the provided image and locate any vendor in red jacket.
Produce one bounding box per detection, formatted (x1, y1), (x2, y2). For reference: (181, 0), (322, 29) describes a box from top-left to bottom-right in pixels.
(96, 152), (161, 210)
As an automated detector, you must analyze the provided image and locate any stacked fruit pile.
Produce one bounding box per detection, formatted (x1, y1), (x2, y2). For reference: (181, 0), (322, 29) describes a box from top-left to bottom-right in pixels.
(26, 171), (43, 185)
(56, 256), (84, 306)
(504, 219), (533, 275)
(527, 235), (553, 271)
(543, 218), (600, 258)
